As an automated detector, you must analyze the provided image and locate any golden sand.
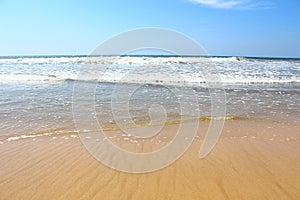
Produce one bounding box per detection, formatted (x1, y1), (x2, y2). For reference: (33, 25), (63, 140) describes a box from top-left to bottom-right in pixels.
(0, 120), (300, 200)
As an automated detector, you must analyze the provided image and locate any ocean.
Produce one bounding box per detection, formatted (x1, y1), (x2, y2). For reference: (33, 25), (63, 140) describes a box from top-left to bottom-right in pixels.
(0, 55), (299, 140)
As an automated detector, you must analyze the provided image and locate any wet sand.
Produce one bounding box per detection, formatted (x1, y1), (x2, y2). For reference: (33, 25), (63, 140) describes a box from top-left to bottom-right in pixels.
(0, 119), (300, 200)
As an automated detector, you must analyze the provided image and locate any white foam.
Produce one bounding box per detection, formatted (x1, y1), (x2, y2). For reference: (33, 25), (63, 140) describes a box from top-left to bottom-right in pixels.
(20, 135), (36, 139)
(0, 57), (85, 64)
(0, 56), (299, 85)
(6, 136), (21, 141)
(0, 74), (61, 83)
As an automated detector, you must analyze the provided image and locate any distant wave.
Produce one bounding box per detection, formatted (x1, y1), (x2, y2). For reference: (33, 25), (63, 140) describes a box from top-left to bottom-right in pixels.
(0, 73), (63, 83)
(0, 73), (299, 85)
(0, 56), (299, 85)
(0, 55), (268, 65)
(0, 56), (86, 64)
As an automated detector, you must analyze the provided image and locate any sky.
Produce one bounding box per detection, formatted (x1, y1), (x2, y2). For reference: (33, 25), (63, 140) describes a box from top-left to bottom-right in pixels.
(0, 0), (299, 57)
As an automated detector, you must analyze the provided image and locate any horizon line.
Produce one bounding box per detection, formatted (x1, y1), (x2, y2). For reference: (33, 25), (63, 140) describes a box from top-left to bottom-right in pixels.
(0, 54), (299, 60)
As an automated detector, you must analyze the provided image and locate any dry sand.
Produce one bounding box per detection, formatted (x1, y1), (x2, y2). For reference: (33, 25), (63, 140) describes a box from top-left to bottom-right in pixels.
(0, 119), (300, 200)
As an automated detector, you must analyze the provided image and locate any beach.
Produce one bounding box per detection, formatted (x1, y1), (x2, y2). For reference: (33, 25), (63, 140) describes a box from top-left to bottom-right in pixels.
(0, 56), (299, 199)
(1, 0), (300, 198)
(0, 119), (300, 199)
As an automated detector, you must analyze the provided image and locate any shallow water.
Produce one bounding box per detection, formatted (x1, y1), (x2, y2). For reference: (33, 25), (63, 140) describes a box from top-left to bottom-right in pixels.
(0, 56), (299, 138)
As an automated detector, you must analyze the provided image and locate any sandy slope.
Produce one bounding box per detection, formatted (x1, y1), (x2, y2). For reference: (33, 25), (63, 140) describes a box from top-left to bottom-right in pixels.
(0, 120), (299, 200)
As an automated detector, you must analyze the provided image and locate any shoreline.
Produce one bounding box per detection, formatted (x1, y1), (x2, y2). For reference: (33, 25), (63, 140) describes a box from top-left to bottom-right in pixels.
(1, 116), (298, 144)
(1, 120), (300, 199)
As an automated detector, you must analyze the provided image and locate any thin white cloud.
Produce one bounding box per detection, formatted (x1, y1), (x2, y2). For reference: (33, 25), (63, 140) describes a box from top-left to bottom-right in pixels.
(188, 0), (273, 9)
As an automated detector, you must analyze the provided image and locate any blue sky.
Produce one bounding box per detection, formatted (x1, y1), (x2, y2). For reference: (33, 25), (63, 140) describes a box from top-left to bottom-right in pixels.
(0, 0), (299, 57)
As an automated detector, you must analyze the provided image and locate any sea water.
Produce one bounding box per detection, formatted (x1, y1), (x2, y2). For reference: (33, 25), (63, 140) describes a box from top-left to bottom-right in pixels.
(0, 56), (299, 139)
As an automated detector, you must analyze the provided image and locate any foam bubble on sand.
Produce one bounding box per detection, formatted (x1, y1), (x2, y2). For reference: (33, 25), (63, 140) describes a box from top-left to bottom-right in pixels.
(130, 139), (138, 144)
(6, 136), (21, 141)
(20, 135), (36, 139)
